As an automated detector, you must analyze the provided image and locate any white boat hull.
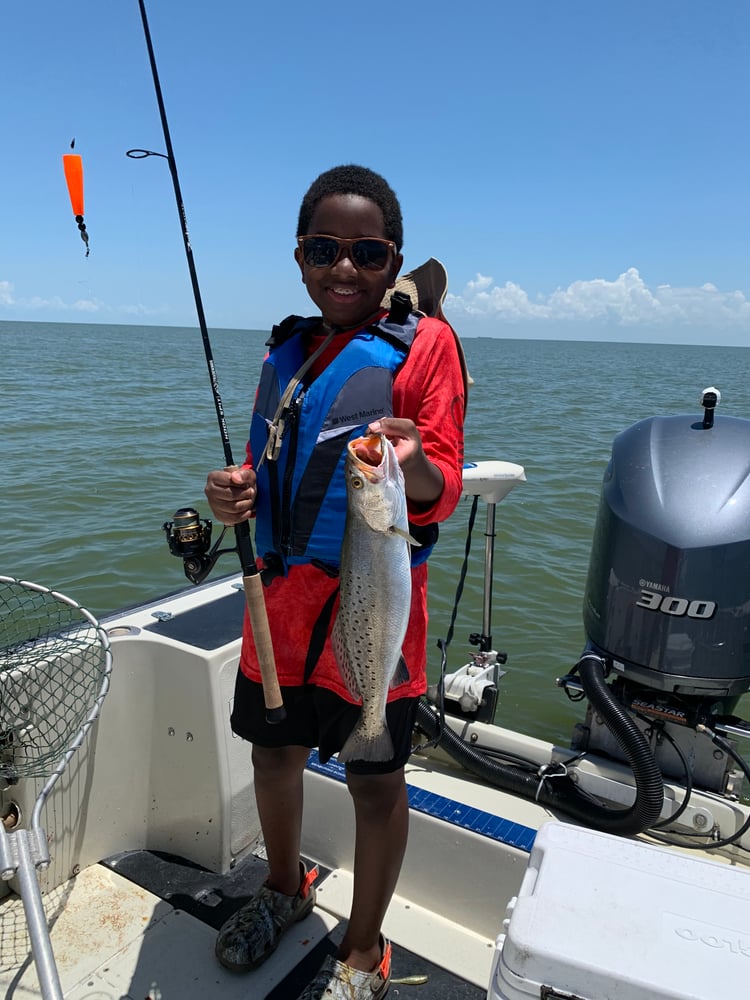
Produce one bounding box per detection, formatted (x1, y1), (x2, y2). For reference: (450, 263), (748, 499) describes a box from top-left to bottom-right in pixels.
(3, 573), (750, 999)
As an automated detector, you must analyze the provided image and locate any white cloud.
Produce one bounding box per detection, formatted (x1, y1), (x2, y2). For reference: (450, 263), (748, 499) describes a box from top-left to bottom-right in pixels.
(22, 293), (103, 313)
(5, 270), (749, 335)
(0, 282), (103, 314)
(0, 280), (162, 320)
(446, 268), (750, 327)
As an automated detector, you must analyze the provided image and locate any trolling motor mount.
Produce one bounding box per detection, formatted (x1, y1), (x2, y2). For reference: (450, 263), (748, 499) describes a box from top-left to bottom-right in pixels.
(426, 461), (526, 724)
(163, 507), (231, 585)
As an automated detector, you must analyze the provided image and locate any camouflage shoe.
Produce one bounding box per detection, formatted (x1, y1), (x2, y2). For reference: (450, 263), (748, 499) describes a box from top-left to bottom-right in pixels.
(297, 938), (391, 1000)
(215, 862), (318, 972)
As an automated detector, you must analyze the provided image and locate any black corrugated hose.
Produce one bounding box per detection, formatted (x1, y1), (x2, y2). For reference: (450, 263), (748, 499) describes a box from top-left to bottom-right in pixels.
(415, 651), (664, 836)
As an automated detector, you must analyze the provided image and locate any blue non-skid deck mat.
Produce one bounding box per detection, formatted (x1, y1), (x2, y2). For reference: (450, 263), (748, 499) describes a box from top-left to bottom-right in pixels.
(306, 749), (537, 853)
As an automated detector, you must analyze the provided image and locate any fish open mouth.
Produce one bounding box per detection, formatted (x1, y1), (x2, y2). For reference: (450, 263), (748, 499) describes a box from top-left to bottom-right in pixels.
(349, 433), (384, 467)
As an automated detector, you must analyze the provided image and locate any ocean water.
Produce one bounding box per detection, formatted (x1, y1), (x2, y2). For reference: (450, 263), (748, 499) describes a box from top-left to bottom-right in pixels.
(3, 319), (750, 746)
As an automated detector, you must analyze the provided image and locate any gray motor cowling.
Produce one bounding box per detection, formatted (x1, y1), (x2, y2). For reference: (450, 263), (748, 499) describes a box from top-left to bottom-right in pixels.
(583, 390), (750, 699)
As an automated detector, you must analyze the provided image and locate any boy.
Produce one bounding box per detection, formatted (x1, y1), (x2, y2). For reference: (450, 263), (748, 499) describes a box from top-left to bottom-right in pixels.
(204, 165), (465, 1000)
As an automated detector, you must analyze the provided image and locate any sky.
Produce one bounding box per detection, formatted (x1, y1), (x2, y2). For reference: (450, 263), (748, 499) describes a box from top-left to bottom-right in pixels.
(2, 1), (749, 344)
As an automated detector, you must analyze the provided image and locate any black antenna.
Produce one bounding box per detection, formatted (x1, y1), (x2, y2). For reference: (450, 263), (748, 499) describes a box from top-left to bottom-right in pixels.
(129, 0), (285, 722)
(128, 4), (231, 469)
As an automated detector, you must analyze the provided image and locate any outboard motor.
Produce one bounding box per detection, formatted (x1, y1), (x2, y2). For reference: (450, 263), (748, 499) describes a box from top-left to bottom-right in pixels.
(570, 387), (750, 796)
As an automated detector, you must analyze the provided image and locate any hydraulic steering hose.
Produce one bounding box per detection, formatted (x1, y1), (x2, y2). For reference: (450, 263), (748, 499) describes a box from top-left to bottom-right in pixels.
(416, 651), (664, 837)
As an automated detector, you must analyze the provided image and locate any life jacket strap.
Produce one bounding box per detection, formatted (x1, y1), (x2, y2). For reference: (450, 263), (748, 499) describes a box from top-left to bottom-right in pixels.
(258, 328), (335, 468)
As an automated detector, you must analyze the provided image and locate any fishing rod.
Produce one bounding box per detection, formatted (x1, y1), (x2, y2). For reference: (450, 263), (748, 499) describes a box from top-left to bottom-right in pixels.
(129, 0), (285, 723)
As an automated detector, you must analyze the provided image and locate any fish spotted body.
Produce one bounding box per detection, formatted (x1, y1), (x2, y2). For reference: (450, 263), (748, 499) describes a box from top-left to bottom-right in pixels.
(332, 433), (413, 763)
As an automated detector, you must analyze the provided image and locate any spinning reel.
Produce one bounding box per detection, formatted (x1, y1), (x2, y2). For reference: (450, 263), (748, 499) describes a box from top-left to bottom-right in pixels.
(163, 507), (235, 584)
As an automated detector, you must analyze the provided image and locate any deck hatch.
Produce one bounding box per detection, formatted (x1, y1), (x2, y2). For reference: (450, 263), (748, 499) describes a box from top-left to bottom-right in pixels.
(143, 590), (245, 649)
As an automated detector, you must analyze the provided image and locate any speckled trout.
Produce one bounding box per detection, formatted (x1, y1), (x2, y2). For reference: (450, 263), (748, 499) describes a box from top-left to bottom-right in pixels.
(333, 432), (415, 763)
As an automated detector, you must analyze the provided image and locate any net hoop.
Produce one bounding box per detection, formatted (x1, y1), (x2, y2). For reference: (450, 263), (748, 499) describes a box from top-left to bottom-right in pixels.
(0, 576), (112, 823)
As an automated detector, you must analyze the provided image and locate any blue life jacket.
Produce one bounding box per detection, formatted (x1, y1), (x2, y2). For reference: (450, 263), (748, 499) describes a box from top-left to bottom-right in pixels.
(251, 311), (436, 576)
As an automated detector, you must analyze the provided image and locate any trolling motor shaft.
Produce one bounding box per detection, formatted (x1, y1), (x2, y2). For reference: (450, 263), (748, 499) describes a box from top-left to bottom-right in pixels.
(427, 461), (525, 722)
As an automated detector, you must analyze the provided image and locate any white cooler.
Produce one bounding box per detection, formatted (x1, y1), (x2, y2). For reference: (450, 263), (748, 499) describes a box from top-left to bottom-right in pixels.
(489, 820), (750, 1000)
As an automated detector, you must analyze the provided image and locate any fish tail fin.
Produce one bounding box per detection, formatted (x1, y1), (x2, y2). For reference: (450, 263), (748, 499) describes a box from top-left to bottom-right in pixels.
(338, 720), (395, 764)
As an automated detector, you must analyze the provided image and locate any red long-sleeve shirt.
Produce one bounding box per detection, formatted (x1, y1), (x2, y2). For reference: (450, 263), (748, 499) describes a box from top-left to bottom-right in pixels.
(239, 315), (465, 700)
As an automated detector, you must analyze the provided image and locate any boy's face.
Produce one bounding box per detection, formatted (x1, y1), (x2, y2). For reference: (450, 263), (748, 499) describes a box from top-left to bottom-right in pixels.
(295, 194), (403, 328)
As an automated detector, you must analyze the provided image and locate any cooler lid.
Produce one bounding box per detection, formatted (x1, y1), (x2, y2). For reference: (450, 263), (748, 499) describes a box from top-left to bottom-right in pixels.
(499, 821), (750, 1000)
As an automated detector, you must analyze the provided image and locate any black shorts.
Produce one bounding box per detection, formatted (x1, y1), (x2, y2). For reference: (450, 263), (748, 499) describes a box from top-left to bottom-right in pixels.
(230, 669), (419, 775)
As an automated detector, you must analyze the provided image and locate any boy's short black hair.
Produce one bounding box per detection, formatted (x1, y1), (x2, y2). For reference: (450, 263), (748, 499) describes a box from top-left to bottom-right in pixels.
(297, 165), (404, 251)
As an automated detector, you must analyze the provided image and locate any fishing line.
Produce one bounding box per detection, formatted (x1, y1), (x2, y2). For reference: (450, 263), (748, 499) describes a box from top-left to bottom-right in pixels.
(413, 494), (480, 754)
(439, 493), (480, 653)
(129, 0), (285, 723)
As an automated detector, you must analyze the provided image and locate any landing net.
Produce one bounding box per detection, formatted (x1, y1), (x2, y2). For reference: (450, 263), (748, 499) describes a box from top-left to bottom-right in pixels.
(0, 576), (112, 783)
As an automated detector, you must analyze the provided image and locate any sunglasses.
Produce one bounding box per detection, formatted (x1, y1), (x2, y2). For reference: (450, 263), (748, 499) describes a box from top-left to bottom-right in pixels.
(297, 234), (396, 271)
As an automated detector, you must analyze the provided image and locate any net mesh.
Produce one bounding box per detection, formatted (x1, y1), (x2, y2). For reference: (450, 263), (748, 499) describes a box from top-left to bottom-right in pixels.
(0, 577), (110, 780)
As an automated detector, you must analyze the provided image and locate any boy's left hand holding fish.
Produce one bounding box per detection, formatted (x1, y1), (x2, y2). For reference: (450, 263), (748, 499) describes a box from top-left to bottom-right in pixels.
(368, 417), (445, 505)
